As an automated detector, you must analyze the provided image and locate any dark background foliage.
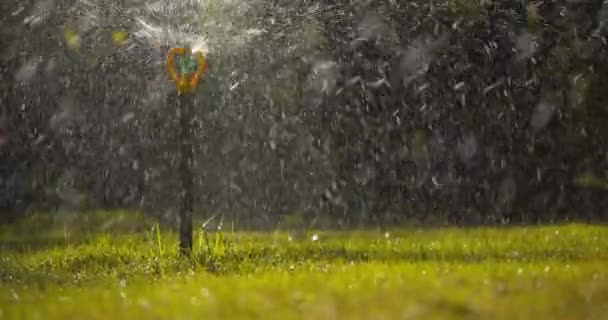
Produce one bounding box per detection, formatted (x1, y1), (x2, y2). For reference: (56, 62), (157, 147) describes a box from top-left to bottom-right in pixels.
(1, 0), (607, 228)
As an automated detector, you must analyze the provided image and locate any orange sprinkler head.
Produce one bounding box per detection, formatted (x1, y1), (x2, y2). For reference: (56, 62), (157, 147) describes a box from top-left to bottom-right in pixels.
(166, 47), (207, 95)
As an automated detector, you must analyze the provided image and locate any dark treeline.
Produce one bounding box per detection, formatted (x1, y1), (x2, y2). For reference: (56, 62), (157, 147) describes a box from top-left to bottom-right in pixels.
(310, 0), (608, 225)
(1, 0), (607, 228)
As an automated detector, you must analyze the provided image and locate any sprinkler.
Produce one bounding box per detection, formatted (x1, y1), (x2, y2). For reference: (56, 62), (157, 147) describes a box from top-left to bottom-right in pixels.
(166, 47), (207, 95)
(166, 47), (207, 255)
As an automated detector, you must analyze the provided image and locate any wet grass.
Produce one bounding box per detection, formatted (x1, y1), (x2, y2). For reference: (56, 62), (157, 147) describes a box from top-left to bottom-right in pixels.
(0, 224), (607, 319)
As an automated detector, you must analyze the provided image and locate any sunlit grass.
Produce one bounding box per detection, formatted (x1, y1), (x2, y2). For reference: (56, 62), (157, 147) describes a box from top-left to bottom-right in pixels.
(1, 223), (607, 319)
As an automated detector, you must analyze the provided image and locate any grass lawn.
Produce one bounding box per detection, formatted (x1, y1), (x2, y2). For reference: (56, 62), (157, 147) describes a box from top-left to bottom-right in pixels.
(1, 223), (607, 319)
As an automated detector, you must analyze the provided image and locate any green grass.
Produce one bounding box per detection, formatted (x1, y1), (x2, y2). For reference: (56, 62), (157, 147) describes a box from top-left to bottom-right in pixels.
(1, 223), (607, 319)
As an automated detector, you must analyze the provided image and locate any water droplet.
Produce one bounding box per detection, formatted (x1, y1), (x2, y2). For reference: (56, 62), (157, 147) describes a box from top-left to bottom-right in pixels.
(10, 289), (19, 302)
(530, 100), (556, 133)
(457, 134), (478, 163)
(15, 60), (40, 83)
(453, 81), (465, 91)
(514, 31), (538, 60)
(11, 6), (25, 16)
(121, 113), (135, 123)
(138, 298), (151, 309)
(190, 296), (200, 306)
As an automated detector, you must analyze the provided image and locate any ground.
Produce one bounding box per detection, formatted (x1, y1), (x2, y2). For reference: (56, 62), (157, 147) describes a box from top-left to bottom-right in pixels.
(0, 221), (607, 320)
